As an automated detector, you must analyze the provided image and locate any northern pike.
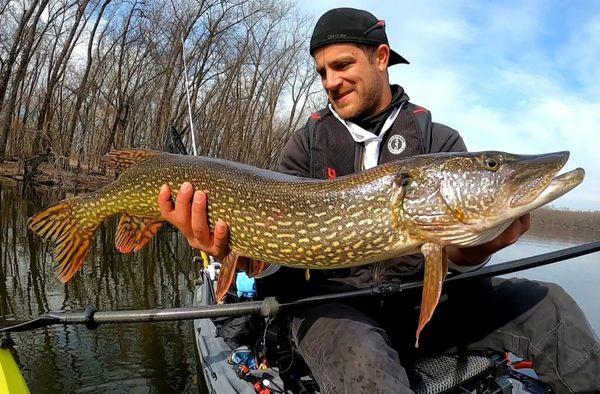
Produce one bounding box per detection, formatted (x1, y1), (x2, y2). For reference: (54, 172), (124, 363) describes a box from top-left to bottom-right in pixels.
(28, 149), (584, 344)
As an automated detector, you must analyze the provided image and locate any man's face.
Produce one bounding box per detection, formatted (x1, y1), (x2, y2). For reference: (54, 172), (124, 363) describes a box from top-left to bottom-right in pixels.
(313, 43), (388, 120)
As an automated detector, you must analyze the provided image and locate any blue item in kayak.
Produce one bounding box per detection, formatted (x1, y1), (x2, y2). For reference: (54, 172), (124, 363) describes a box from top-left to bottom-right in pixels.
(236, 272), (256, 298)
(228, 346), (258, 370)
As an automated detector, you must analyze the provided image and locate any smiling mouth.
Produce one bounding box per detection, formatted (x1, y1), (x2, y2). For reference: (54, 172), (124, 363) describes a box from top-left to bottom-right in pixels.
(332, 90), (352, 102)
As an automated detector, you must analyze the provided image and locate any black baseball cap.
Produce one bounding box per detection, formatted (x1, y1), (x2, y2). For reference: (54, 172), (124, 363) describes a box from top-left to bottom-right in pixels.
(310, 8), (409, 66)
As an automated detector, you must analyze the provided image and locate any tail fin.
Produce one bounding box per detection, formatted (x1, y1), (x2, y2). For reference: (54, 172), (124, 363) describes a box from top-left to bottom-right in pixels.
(28, 202), (98, 283)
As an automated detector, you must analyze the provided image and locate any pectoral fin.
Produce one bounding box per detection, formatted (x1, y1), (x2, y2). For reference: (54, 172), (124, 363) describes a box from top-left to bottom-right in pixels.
(115, 214), (163, 253)
(245, 260), (268, 278)
(216, 255), (269, 302)
(216, 252), (239, 303)
(233, 256), (268, 277)
(416, 242), (449, 347)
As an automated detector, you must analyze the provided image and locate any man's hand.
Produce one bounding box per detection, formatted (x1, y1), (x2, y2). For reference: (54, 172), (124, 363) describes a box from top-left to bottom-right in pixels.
(447, 213), (531, 267)
(157, 182), (230, 261)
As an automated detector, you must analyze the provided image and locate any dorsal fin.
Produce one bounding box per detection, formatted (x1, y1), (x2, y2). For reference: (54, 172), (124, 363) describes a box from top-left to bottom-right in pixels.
(104, 149), (160, 172)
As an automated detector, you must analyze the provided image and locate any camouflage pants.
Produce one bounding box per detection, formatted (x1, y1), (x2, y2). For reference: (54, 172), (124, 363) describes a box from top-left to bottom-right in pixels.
(291, 277), (600, 393)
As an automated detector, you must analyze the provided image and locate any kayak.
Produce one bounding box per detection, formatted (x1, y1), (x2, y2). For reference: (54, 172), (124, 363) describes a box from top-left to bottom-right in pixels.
(0, 255), (559, 394)
(193, 268), (258, 393)
(192, 262), (551, 393)
(0, 343), (29, 393)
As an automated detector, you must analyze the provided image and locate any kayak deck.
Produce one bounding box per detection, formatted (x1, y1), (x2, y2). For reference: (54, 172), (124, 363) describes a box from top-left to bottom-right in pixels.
(192, 267), (550, 393)
(193, 272), (257, 393)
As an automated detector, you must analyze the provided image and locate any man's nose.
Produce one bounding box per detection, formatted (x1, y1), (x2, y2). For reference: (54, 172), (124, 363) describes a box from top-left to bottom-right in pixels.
(322, 71), (342, 91)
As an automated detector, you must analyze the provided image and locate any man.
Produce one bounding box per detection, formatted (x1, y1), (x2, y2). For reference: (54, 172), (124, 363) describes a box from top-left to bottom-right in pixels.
(158, 8), (599, 393)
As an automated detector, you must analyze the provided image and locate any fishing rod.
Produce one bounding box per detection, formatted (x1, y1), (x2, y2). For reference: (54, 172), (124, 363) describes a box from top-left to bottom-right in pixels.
(280, 239), (600, 306)
(181, 34), (198, 156)
(180, 34), (213, 268)
(2, 240), (599, 333)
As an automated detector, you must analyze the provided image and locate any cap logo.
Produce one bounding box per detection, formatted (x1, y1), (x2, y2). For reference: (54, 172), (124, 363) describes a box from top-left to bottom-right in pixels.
(363, 20), (386, 36)
(327, 33), (347, 40)
(387, 135), (406, 155)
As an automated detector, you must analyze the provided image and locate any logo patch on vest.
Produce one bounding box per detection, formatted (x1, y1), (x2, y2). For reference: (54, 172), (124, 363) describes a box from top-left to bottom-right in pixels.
(387, 135), (406, 155)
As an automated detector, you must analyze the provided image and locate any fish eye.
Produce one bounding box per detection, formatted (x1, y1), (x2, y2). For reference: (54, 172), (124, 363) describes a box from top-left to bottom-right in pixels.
(483, 156), (500, 171)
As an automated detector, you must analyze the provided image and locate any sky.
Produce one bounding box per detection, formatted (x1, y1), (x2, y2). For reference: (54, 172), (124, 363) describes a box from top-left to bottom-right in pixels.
(299, 1), (600, 211)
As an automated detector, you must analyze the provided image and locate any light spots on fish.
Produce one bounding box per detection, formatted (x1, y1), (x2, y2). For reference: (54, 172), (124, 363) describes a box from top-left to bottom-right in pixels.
(82, 154), (428, 271)
(324, 216), (342, 225)
(343, 231), (357, 241)
(276, 233), (294, 239)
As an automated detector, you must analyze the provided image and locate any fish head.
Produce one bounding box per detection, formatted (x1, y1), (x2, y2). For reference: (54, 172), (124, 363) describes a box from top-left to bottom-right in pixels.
(392, 151), (584, 246)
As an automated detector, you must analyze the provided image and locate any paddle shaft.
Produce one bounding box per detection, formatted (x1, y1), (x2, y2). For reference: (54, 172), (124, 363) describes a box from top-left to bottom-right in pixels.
(72, 303), (267, 324)
(2, 240), (599, 333)
(281, 239), (600, 306)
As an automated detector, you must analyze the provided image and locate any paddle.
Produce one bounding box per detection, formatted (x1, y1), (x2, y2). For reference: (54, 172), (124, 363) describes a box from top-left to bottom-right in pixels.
(1, 240), (599, 333)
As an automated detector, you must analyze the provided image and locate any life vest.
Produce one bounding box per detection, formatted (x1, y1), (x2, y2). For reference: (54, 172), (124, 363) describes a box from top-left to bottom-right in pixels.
(306, 102), (432, 180)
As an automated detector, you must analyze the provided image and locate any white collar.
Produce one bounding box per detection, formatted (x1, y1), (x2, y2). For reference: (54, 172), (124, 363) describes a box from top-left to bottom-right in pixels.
(328, 103), (403, 143)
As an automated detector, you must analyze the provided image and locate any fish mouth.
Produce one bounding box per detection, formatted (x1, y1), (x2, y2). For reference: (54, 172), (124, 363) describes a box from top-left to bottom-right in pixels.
(529, 167), (585, 206)
(509, 151), (584, 209)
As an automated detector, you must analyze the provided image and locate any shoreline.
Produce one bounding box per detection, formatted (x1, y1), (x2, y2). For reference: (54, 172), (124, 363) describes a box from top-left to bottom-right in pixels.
(0, 160), (111, 191)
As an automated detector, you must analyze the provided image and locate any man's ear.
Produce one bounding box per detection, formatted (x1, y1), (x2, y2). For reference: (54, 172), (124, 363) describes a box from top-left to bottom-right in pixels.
(376, 44), (390, 71)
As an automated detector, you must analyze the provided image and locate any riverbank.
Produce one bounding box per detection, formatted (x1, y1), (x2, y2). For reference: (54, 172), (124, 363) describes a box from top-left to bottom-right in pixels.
(0, 159), (111, 190)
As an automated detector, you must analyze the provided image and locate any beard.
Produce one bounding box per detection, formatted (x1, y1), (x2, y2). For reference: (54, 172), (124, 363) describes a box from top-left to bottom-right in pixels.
(329, 77), (382, 120)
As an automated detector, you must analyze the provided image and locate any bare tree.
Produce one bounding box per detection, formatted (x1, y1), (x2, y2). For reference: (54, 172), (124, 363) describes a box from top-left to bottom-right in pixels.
(65, 0), (112, 153)
(0, 0), (320, 181)
(0, 0), (50, 161)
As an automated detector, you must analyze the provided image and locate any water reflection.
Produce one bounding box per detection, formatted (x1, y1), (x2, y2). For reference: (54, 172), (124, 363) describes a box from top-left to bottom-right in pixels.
(0, 184), (201, 392)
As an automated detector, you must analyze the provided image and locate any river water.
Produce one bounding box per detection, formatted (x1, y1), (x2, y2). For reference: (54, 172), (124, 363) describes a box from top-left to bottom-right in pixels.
(0, 183), (598, 392)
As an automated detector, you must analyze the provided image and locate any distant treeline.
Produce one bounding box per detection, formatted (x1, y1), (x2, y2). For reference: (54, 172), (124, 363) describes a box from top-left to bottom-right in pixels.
(529, 207), (600, 240)
(0, 0), (320, 174)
